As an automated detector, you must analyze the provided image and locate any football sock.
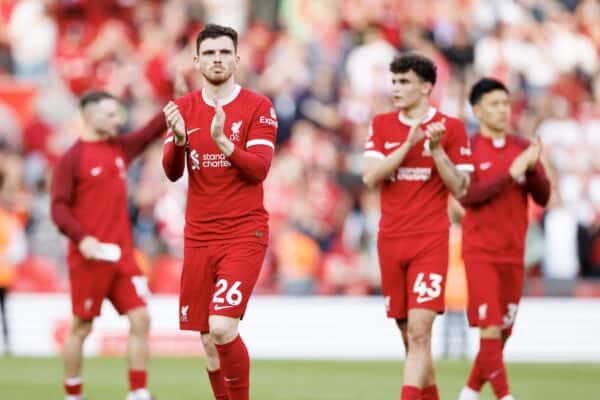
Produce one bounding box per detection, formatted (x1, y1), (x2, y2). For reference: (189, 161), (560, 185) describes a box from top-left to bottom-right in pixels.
(129, 369), (147, 391)
(401, 385), (421, 400)
(64, 376), (82, 398)
(478, 338), (510, 399)
(421, 384), (439, 400)
(208, 369), (230, 400)
(215, 335), (250, 400)
(466, 353), (485, 392)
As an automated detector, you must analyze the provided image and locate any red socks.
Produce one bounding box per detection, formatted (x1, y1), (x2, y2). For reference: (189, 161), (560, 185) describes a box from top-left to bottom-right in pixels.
(476, 338), (510, 398)
(401, 385), (421, 400)
(215, 335), (250, 400)
(128, 369), (147, 391)
(64, 377), (82, 397)
(208, 369), (229, 400)
(467, 353), (485, 392)
(421, 384), (439, 400)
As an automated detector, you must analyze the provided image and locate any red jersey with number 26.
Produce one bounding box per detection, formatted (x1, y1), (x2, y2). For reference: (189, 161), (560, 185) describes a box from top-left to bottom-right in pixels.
(364, 107), (473, 236)
(162, 85), (277, 246)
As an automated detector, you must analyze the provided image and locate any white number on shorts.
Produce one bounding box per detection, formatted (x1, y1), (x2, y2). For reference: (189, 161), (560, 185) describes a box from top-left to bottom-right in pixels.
(413, 273), (443, 299)
(213, 279), (243, 306)
(131, 276), (150, 300)
(502, 303), (518, 328)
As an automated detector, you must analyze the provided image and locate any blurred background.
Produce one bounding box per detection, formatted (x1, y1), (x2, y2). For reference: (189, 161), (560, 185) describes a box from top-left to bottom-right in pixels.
(0, 0), (599, 361)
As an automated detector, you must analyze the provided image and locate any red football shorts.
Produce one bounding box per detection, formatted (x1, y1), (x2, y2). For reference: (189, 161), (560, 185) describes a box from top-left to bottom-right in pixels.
(179, 241), (267, 333)
(68, 256), (148, 320)
(377, 231), (449, 320)
(465, 261), (524, 336)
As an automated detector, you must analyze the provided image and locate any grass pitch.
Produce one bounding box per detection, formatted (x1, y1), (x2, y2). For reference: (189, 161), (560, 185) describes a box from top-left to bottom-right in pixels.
(1, 357), (598, 399)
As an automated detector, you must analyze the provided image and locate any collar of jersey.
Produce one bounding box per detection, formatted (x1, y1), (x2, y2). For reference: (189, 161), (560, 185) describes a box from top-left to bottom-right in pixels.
(397, 106), (437, 126)
(201, 84), (242, 107)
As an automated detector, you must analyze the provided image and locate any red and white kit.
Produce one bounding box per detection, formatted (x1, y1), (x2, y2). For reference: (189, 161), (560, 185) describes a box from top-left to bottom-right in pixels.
(163, 85), (277, 332)
(461, 133), (550, 334)
(365, 107), (473, 320)
(51, 114), (166, 319)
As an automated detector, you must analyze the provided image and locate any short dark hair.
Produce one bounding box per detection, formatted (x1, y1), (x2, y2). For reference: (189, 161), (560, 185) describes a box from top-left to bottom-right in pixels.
(79, 90), (117, 109)
(390, 53), (437, 85)
(469, 78), (509, 106)
(196, 24), (238, 54)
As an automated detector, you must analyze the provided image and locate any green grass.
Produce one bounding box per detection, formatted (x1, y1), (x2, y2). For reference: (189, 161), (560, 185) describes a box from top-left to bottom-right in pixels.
(1, 357), (598, 399)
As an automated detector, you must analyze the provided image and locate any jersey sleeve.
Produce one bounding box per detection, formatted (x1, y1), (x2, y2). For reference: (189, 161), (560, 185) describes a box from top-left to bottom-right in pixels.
(246, 97), (277, 151)
(446, 119), (474, 173)
(50, 145), (87, 243)
(363, 116), (385, 159)
(228, 97), (277, 183)
(116, 112), (167, 164)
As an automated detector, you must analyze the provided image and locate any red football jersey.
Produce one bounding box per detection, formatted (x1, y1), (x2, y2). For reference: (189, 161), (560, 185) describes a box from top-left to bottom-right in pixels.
(460, 133), (550, 264)
(162, 85), (277, 245)
(51, 113), (166, 272)
(364, 107), (473, 236)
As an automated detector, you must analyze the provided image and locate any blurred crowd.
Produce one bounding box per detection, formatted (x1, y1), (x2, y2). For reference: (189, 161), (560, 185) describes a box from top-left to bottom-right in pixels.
(0, 0), (599, 297)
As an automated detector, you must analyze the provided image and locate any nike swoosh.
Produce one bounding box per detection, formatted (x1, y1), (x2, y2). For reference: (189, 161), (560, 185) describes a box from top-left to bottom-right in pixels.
(416, 297), (433, 304)
(480, 162), (492, 170)
(187, 127), (202, 136)
(224, 377), (239, 382)
(214, 304), (235, 311)
(384, 142), (402, 150)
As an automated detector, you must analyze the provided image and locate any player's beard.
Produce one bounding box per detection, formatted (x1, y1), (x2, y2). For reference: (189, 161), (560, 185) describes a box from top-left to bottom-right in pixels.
(204, 69), (233, 86)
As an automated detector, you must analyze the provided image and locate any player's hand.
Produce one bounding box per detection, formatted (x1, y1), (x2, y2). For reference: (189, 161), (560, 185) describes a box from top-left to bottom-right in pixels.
(425, 118), (446, 150)
(526, 136), (542, 171)
(79, 236), (100, 260)
(509, 149), (530, 181)
(210, 96), (226, 140)
(406, 122), (426, 148)
(163, 101), (187, 146)
(173, 68), (189, 98)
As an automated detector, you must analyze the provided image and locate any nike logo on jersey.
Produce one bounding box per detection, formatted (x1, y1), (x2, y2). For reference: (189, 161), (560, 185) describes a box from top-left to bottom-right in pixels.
(480, 161), (492, 170)
(214, 304), (236, 311)
(187, 127), (202, 136)
(90, 166), (103, 176)
(416, 296), (434, 304)
(384, 141), (402, 150)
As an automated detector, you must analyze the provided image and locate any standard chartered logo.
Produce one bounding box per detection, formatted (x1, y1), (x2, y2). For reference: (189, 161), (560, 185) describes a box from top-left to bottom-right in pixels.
(189, 148), (232, 169)
(202, 153), (231, 168)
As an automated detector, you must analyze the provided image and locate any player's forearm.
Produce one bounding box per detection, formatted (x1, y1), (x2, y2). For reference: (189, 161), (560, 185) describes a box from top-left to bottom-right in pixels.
(431, 147), (469, 198)
(460, 174), (512, 207)
(162, 142), (186, 181)
(50, 201), (87, 243)
(362, 142), (412, 189)
(119, 112), (167, 162)
(526, 162), (551, 206)
(228, 146), (273, 183)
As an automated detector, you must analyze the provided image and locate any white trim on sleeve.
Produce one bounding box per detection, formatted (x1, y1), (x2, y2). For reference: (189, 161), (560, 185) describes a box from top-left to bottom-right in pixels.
(164, 137), (173, 144)
(246, 139), (275, 150)
(456, 163), (475, 172)
(364, 150), (385, 159)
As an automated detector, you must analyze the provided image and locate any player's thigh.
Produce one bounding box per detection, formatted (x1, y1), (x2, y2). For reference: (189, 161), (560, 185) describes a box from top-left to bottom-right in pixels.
(377, 236), (407, 319)
(407, 232), (449, 313)
(465, 261), (502, 327)
(499, 263), (525, 335)
(108, 265), (149, 316)
(209, 241), (267, 319)
(180, 246), (213, 333)
(69, 261), (116, 319)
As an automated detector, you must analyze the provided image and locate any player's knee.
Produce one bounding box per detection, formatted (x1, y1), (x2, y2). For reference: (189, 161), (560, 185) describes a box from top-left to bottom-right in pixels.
(407, 323), (432, 349)
(201, 334), (219, 358)
(71, 319), (93, 339)
(130, 309), (151, 335)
